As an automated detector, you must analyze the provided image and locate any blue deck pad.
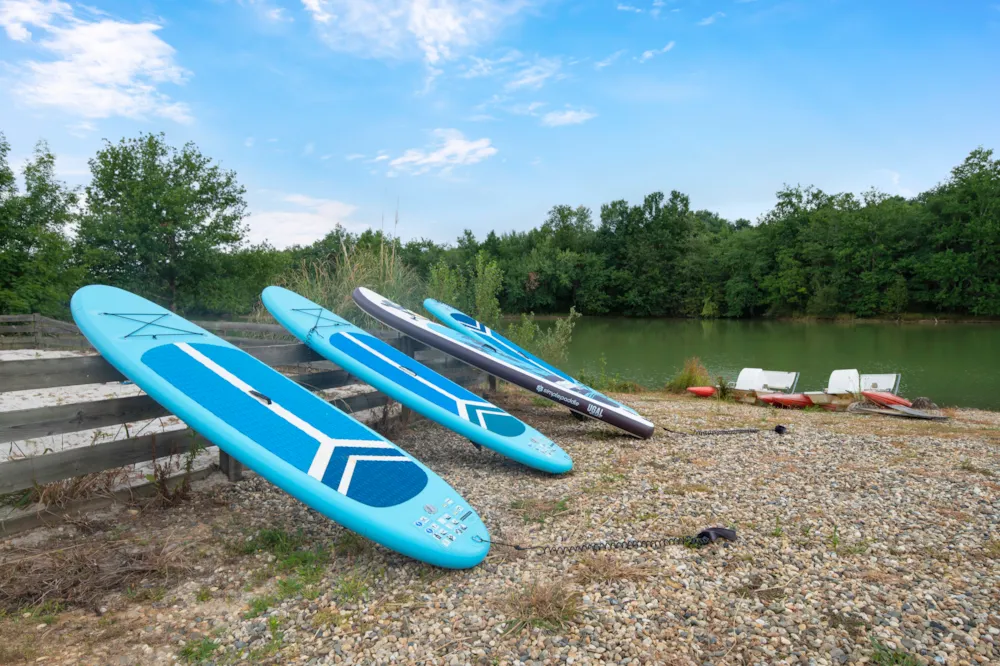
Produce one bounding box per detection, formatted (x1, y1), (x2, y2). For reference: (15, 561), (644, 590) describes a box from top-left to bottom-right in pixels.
(143, 342), (427, 507)
(329, 332), (526, 438)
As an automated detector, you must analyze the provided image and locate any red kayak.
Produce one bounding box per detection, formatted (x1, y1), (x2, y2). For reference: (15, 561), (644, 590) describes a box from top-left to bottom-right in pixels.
(759, 393), (813, 409)
(862, 391), (912, 408)
(687, 386), (717, 398)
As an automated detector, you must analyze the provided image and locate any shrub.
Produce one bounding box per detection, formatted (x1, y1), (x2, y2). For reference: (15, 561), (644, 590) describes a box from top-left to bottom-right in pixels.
(665, 357), (712, 393)
(426, 260), (465, 311)
(576, 354), (643, 393)
(505, 307), (581, 366)
(472, 250), (503, 329)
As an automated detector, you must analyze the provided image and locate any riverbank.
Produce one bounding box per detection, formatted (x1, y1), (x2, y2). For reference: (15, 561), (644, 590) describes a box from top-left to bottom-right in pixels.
(1, 390), (998, 665)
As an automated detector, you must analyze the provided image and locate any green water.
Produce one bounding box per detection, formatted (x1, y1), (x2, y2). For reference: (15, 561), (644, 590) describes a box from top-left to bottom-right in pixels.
(563, 318), (1000, 410)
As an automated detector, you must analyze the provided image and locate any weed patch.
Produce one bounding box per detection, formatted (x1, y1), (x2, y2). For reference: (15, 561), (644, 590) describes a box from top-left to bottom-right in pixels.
(501, 581), (580, 634)
(665, 357), (711, 393)
(574, 554), (654, 585)
(510, 498), (570, 524)
(245, 595), (277, 618)
(0, 533), (192, 611)
(179, 638), (218, 664)
(956, 459), (994, 477)
(333, 573), (369, 602)
(870, 636), (919, 665)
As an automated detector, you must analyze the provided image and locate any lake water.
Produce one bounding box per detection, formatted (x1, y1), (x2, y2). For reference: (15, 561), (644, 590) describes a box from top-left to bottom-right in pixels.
(563, 318), (1000, 410)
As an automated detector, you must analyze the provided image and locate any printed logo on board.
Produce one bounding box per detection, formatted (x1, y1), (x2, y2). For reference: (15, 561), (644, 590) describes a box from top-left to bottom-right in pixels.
(536, 385), (544, 392)
(587, 404), (605, 418)
(424, 504), (437, 514)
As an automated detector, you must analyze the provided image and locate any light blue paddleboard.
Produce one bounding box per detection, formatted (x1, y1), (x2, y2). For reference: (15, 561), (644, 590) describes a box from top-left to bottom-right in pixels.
(261, 287), (572, 474)
(353, 288), (653, 439)
(70, 285), (489, 569)
(423, 297), (654, 439)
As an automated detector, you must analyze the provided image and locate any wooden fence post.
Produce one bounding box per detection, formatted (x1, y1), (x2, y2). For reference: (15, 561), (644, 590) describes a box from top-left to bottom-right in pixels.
(219, 450), (243, 482)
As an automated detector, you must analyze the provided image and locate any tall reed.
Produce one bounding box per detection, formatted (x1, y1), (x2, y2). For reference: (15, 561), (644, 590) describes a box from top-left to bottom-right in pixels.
(257, 234), (425, 327)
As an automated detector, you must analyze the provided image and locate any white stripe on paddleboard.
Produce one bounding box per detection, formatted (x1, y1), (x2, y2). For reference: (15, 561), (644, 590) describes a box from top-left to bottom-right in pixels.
(341, 332), (493, 422)
(338, 454), (410, 495)
(175, 342), (396, 482)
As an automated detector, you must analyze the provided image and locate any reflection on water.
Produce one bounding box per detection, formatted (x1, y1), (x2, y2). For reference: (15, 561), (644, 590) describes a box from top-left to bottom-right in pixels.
(561, 318), (1000, 410)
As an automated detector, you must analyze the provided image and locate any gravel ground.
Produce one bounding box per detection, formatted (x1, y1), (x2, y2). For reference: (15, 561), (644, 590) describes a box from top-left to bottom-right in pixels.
(1, 388), (998, 666)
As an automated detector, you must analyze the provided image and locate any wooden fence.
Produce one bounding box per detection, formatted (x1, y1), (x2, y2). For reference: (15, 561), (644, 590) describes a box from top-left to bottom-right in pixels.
(0, 315), (485, 533)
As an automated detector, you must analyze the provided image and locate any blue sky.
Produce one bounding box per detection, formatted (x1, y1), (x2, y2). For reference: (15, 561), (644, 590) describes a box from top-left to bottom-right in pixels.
(2, 0), (999, 248)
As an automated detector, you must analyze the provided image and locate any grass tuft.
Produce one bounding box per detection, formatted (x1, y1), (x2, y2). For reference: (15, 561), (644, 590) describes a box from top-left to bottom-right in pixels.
(510, 498), (570, 524)
(665, 357), (712, 393)
(869, 636), (919, 665)
(178, 638), (218, 664)
(956, 459), (994, 477)
(501, 581), (580, 634)
(574, 554), (655, 585)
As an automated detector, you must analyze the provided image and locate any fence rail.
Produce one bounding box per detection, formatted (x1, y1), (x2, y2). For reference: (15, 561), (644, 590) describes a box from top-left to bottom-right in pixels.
(0, 315), (484, 530)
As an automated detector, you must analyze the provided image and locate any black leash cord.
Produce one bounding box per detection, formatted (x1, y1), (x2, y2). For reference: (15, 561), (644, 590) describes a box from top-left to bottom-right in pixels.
(472, 527), (736, 554)
(660, 426), (787, 436)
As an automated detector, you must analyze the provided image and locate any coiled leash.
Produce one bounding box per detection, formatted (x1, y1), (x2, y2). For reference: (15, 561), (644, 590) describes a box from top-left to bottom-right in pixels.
(660, 425), (788, 436)
(472, 527), (736, 553)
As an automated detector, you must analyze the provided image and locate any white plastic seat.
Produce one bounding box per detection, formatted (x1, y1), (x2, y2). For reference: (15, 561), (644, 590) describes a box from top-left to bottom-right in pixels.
(759, 370), (799, 393)
(734, 368), (765, 391)
(825, 369), (861, 394)
(860, 373), (901, 394)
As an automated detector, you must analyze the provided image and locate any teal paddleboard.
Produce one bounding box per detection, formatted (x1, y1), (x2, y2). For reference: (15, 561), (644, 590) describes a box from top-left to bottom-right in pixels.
(261, 287), (572, 474)
(420, 297), (654, 438)
(71, 285), (489, 568)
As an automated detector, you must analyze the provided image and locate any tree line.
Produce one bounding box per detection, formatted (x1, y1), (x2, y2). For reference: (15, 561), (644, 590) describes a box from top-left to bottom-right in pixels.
(2, 130), (998, 320)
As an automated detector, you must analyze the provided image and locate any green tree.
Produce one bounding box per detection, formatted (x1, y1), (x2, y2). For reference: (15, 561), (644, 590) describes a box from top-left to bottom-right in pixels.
(76, 133), (248, 311)
(472, 250), (503, 328)
(0, 135), (82, 317)
(427, 259), (465, 309)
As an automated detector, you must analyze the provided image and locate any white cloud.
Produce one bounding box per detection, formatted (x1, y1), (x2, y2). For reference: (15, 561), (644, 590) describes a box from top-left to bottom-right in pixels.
(505, 56), (561, 90)
(300, 0), (531, 66)
(638, 41), (675, 63)
(67, 119), (94, 137)
(616, 4), (641, 13)
(0, 0), (192, 123)
(388, 128), (496, 176)
(245, 136), (255, 148)
(239, 0), (293, 23)
(301, 0), (332, 23)
(540, 108), (596, 127)
(248, 193), (360, 248)
(345, 153), (365, 160)
(0, 0), (69, 41)
(303, 141), (315, 155)
(878, 169), (914, 198)
(651, 0), (664, 17)
(460, 49), (520, 78)
(595, 49), (625, 70)
(508, 100), (545, 116)
(697, 11), (725, 26)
